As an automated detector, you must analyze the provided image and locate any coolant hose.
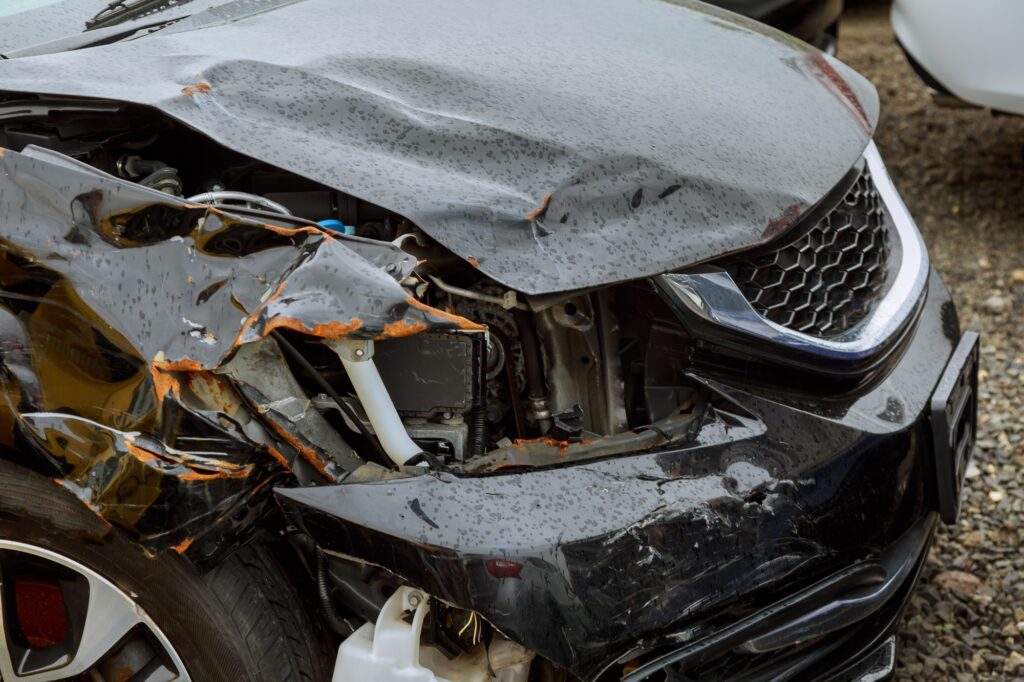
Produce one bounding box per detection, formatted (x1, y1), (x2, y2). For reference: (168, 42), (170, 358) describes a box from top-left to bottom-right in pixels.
(335, 342), (422, 465)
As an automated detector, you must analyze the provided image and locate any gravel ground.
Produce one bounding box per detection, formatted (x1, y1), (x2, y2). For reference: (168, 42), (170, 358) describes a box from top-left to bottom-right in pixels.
(839, 2), (1024, 678)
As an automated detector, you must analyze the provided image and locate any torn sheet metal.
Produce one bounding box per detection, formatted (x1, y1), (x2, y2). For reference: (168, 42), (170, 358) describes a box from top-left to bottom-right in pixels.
(19, 412), (275, 554)
(0, 0), (877, 294)
(0, 145), (468, 556)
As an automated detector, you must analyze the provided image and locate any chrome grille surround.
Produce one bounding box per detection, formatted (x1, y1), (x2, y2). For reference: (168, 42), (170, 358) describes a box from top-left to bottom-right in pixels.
(656, 142), (930, 364)
(723, 167), (891, 337)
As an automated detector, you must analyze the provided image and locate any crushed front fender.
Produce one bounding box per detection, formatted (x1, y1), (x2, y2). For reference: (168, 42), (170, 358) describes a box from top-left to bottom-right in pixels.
(0, 145), (473, 560)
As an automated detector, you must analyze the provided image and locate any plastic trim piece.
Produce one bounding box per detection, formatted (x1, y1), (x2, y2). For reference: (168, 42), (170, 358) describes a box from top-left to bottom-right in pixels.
(656, 141), (929, 363)
(622, 513), (935, 681)
(930, 331), (980, 524)
(333, 587), (447, 682)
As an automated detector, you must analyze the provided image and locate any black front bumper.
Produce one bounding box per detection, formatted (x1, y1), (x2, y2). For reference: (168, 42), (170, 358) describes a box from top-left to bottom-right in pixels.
(624, 513), (935, 680)
(279, 271), (970, 680)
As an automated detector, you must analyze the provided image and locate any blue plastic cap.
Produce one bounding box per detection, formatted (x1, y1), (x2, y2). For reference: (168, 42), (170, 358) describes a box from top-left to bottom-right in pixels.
(317, 219), (354, 235)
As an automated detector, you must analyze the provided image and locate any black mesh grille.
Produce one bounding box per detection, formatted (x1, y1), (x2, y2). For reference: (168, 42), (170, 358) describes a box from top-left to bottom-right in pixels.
(725, 168), (891, 337)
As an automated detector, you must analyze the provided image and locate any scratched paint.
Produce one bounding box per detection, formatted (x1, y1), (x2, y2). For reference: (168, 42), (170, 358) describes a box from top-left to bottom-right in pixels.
(282, 275), (960, 676)
(0, 146), (469, 559)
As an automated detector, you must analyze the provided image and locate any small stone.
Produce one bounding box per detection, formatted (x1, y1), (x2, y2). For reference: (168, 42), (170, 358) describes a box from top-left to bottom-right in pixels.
(933, 570), (983, 597)
(982, 295), (1010, 314)
(1013, 269), (1024, 282)
(989, 489), (1005, 503)
(1005, 651), (1024, 671)
(961, 530), (985, 547)
(965, 461), (982, 479)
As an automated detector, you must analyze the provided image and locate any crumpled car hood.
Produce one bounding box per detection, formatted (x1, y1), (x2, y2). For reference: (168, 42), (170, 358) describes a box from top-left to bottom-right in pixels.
(0, 0), (877, 294)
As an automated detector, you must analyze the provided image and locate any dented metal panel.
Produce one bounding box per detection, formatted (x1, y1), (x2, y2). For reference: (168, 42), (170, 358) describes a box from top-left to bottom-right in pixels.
(0, 0), (876, 294)
(278, 273), (959, 677)
(0, 145), (471, 558)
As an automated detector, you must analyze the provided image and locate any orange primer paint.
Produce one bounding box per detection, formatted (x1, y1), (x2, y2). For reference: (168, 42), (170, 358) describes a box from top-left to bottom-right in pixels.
(171, 537), (194, 554)
(527, 193), (553, 221)
(376, 319), (428, 339)
(181, 82), (213, 97)
(406, 296), (486, 330)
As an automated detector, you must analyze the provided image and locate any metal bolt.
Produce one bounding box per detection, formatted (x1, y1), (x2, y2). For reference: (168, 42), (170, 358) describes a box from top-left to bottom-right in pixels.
(354, 348), (365, 358)
(408, 592), (423, 608)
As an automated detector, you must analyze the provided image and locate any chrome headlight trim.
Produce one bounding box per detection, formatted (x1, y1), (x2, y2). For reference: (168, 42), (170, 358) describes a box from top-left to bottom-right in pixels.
(656, 141), (930, 362)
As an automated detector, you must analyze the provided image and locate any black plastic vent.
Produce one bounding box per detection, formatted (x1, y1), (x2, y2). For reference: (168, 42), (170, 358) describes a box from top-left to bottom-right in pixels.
(725, 168), (891, 337)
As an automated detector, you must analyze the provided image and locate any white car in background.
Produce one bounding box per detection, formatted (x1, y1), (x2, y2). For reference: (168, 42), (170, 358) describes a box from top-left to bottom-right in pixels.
(893, 0), (1024, 115)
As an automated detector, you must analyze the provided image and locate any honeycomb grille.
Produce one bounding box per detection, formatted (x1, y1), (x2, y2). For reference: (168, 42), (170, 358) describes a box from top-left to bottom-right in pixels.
(725, 169), (891, 337)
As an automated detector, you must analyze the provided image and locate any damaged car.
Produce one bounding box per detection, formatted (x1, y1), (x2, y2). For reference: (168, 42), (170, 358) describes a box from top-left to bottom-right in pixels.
(0, 0), (979, 680)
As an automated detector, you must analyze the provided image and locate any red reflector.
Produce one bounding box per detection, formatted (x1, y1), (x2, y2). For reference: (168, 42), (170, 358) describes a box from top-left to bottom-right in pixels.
(485, 558), (523, 579)
(15, 578), (68, 648)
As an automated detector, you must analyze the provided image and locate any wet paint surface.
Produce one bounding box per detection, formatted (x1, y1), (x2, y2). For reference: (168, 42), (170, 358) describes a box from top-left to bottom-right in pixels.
(0, 146), (468, 558)
(0, 0), (953, 670)
(0, 0), (876, 294)
(280, 274), (958, 677)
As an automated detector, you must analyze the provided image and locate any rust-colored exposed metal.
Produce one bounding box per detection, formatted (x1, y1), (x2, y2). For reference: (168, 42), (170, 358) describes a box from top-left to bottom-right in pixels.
(0, 146), (475, 560)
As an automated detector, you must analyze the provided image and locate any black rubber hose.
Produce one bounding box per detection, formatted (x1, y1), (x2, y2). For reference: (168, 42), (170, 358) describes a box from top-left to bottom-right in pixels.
(470, 407), (487, 455)
(513, 309), (547, 401)
(513, 308), (551, 433)
(270, 330), (385, 465)
(316, 552), (355, 637)
(468, 332), (488, 455)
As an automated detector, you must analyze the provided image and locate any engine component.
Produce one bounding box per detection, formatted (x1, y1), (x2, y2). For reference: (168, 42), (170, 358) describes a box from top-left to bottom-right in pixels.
(330, 339), (422, 465)
(116, 154), (168, 178)
(447, 293), (526, 444)
(138, 166), (182, 195)
(374, 334), (476, 417)
(116, 154), (182, 195)
(428, 274), (523, 311)
(374, 332), (488, 458)
(404, 420), (469, 461)
(186, 190), (292, 216)
(513, 308), (552, 433)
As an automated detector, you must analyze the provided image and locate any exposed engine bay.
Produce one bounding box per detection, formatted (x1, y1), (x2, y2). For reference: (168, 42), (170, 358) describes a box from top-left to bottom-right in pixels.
(0, 98), (706, 472)
(0, 98), (719, 680)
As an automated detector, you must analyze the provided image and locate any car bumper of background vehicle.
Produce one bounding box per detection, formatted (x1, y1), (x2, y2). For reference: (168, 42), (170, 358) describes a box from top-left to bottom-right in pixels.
(278, 270), (970, 680)
(712, 0), (842, 53)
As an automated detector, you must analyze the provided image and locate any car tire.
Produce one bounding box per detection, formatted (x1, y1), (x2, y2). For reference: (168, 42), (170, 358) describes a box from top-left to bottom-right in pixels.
(0, 457), (333, 681)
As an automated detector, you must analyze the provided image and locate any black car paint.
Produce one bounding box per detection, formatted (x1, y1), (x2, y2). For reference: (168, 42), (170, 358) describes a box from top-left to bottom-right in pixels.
(278, 272), (958, 678)
(0, 144), (479, 559)
(0, 0), (968, 679)
(0, 0), (875, 295)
